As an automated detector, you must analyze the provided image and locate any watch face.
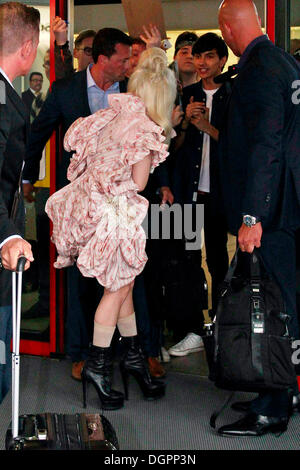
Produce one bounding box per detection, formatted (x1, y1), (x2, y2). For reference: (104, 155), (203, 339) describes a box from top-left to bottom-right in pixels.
(243, 215), (254, 227)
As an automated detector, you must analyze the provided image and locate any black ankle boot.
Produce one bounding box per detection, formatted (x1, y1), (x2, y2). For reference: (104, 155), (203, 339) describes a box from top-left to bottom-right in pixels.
(119, 336), (165, 401)
(82, 344), (124, 410)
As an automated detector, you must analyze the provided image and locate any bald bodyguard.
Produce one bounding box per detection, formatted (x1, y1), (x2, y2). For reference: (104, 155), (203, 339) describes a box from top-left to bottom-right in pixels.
(216, 0), (300, 436)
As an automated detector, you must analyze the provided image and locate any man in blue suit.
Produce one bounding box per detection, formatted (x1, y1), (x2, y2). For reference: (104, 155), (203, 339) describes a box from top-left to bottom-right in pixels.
(217, 0), (300, 436)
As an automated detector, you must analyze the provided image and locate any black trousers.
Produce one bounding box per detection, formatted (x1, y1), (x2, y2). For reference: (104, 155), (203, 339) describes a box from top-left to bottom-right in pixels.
(240, 229), (300, 417)
(172, 195), (228, 338)
(197, 194), (229, 315)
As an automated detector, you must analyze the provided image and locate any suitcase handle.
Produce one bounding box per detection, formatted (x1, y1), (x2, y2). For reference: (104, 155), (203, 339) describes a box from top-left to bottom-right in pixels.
(11, 256), (27, 440)
(16, 256), (26, 273)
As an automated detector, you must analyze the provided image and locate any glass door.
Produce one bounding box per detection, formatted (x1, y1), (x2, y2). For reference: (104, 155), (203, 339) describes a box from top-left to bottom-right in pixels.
(18, 0), (71, 357)
(291, 0), (300, 60)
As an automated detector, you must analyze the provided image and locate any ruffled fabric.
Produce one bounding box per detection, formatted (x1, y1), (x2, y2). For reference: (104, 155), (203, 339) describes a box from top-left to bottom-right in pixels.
(45, 93), (171, 291)
(64, 105), (120, 182)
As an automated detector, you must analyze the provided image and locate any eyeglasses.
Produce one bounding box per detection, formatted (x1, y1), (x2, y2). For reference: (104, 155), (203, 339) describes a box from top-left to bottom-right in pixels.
(76, 46), (93, 56)
(31, 78), (43, 82)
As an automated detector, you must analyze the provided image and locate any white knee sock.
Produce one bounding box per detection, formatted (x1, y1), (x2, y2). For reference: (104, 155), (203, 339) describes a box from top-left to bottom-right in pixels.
(117, 313), (137, 337)
(93, 321), (116, 348)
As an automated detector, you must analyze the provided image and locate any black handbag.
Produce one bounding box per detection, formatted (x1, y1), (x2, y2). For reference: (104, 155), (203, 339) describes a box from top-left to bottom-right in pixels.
(212, 248), (295, 393)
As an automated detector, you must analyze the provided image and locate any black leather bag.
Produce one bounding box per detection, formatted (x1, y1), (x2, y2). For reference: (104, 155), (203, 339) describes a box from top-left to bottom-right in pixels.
(212, 248), (295, 393)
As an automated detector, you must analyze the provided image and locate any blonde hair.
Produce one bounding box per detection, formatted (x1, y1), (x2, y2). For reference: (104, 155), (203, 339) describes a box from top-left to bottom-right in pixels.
(0, 2), (40, 57)
(127, 47), (177, 142)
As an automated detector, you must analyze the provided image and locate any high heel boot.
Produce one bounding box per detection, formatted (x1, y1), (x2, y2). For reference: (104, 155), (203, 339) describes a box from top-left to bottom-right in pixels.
(82, 344), (124, 410)
(119, 336), (165, 401)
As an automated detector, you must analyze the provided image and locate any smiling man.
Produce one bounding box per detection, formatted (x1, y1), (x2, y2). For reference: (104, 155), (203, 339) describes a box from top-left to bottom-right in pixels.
(167, 33), (231, 358)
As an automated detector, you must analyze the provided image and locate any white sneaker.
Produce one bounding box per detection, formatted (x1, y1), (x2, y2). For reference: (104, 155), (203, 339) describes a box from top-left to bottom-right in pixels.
(159, 347), (170, 363)
(168, 333), (204, 357)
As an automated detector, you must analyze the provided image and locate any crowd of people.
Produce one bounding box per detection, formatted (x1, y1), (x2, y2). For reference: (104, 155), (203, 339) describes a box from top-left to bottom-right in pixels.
(0, 0), (300, 439)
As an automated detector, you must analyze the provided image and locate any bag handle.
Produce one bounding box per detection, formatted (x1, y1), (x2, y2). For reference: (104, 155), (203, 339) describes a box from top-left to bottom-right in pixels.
(223, 247), (263, 285)
(223, 247), (240, 284)
(249, 249), (263, 280)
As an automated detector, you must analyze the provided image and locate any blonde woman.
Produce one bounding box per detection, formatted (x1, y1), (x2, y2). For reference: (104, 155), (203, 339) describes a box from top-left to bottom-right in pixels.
(45, 48), (177, 410)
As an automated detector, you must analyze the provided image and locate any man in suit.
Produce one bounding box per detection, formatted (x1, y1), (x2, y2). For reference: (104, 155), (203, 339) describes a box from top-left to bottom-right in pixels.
(21, 71), (44, 120)
(23, 28), (132, 381)
(52, 17), (96, 79)
(0, 1), (39, 404)
(216, 0), (300, 436)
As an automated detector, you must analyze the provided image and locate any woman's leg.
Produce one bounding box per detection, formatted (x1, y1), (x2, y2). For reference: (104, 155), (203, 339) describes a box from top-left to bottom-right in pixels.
(116, 282), (165, 400)
(118, 281), (134, 320)
(82, 283), (134, 409)
(95, 283), (133, 325)
(93, 283), (133, 347)
(117, 281), (138, 337)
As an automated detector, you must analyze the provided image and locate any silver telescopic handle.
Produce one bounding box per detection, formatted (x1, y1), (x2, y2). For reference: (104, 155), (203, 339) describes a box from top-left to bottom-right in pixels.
(12, 256), (27, 439)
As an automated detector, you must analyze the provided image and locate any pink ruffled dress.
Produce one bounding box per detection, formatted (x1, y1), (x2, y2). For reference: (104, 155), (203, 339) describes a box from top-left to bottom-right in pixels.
(45, 93), (171, 291)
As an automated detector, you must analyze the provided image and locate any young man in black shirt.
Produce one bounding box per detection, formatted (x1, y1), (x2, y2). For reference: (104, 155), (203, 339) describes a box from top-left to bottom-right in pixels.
(168, 33), (231, 357)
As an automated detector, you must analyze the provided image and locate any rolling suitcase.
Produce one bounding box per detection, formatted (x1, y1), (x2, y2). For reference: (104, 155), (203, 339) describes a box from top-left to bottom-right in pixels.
(6, 256), (119, 450)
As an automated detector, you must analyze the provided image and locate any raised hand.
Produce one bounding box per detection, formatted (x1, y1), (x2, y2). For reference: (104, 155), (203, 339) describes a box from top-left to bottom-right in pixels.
(140, 24), (162, 49)
(52, 16), (68, 46)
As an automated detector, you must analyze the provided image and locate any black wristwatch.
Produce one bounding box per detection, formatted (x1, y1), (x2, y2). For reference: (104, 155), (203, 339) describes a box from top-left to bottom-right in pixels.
(243, 214), (260, 227)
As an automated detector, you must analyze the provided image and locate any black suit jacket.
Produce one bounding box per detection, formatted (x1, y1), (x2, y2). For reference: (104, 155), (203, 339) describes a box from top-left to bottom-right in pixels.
(0, 73), (28, 304)
(23, 70), (127, 188)
(21, 88), (35, 113)
(218, 38), (300, 235)
(172, 80), (231, 206)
